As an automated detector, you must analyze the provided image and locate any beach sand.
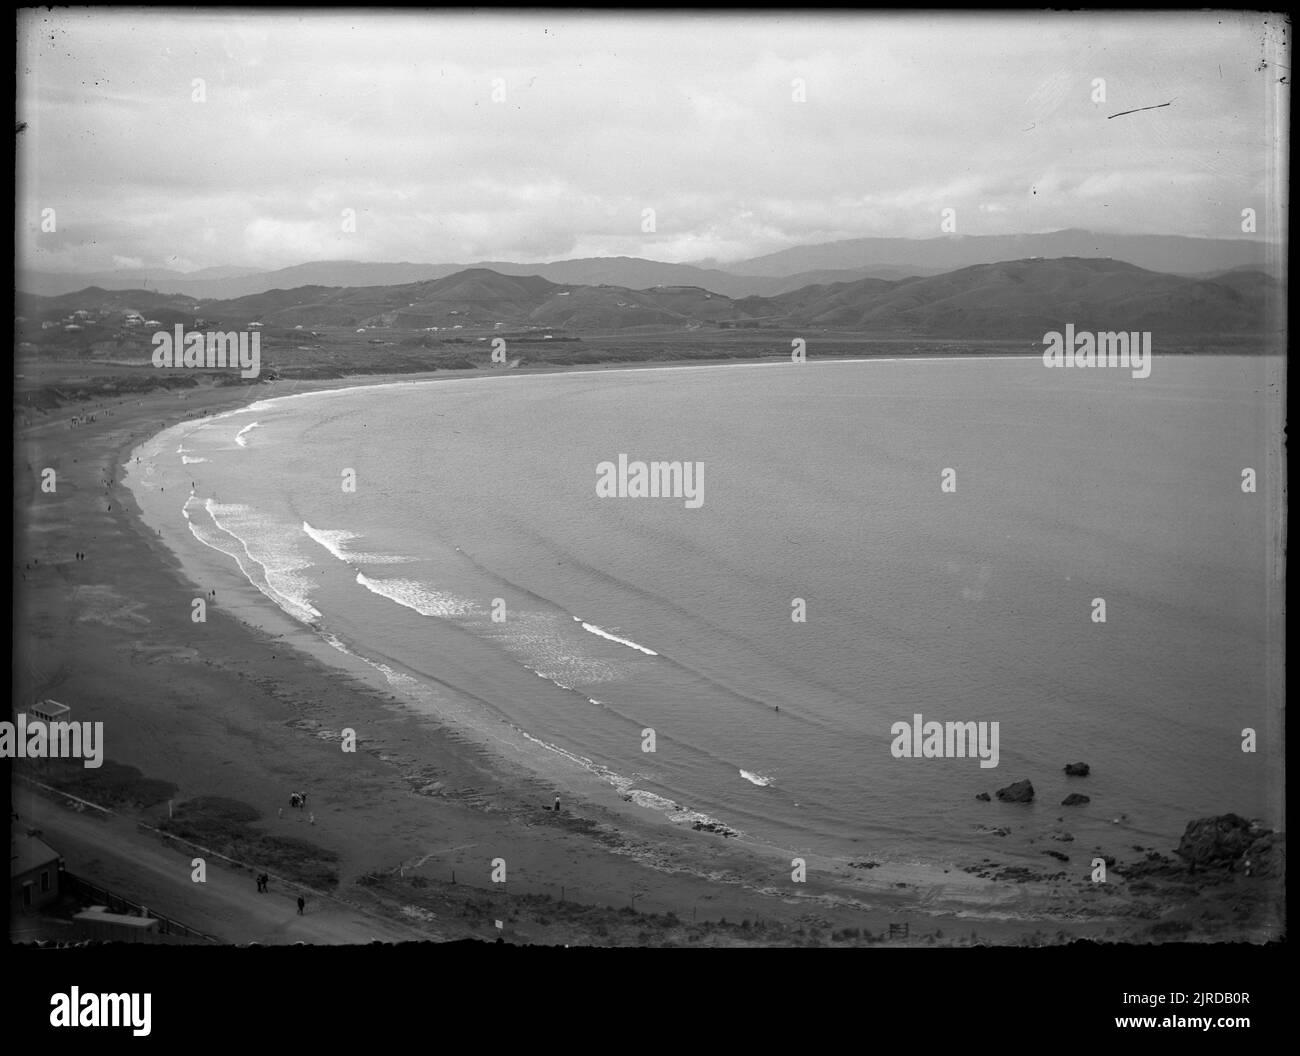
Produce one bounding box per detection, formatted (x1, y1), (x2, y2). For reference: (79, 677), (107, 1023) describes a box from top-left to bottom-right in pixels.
(13, 367), (1280, 946)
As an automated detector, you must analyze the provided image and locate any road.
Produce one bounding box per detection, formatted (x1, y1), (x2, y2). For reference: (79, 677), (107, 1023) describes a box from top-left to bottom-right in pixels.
(16, 788), (433, 945)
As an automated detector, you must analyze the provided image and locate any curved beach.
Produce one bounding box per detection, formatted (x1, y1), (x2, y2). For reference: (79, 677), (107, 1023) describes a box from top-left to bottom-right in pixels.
(14, 357), (1285, 945)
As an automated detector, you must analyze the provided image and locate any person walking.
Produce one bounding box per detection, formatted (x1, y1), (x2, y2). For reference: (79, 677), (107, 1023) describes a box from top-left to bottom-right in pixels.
(554, 795), (561, 813)
(297, 896), (305, 916)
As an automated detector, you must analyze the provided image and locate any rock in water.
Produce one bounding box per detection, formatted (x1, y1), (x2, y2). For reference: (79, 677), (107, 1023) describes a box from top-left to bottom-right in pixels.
(995, 779), (1034, 803)
(1244, 832), (1284, 878)
(1064, 762), (1091, 777)
(1176, 814), (1271, 869)
(975, 792), (991, 802)
(1062, 793), (1091, 806)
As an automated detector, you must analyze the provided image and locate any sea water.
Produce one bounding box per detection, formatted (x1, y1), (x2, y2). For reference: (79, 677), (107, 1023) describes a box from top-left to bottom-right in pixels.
(128, 356), (1284, 866)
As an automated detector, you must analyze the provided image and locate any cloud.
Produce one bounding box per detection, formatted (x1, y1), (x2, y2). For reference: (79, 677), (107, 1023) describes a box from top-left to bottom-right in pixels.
(16, 10), (1281, 271)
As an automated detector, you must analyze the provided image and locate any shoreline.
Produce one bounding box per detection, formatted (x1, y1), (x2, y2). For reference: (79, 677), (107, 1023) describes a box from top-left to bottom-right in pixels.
(14, 357), (1284, 945)
(120, 365), (1009, 895)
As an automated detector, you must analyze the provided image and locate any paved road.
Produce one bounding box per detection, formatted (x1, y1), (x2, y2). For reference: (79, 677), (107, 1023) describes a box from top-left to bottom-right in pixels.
(17, 789), (433, 945)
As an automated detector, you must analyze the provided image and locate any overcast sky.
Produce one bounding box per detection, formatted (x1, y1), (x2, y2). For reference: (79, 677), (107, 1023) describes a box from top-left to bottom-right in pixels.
(17, 9), (1288, 273)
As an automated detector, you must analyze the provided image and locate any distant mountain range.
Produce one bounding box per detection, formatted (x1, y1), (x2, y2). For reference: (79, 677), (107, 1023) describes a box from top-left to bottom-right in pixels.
(18, 229), (1278, 300)
(700, 229), (1281, 278)
(17, 258), (934, 301)
(20, 256), (1282, 340)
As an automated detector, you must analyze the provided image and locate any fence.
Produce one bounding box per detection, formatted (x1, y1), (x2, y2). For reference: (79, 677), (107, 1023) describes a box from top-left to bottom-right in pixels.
(61, 871), (219, 944)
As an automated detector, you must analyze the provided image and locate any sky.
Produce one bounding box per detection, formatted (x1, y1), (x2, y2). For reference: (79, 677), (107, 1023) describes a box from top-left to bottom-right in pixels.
(16, 9), (1289, 273)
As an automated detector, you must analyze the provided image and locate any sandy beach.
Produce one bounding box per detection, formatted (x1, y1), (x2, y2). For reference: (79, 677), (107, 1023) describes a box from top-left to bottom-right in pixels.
(12, 364), (1282, 948)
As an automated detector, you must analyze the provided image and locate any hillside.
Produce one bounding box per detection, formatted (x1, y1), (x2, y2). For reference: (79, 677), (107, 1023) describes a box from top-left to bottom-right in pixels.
(740, 258), (1280, 336)
(17, 257), (1282, 344)
(22, 229), (1277, 302)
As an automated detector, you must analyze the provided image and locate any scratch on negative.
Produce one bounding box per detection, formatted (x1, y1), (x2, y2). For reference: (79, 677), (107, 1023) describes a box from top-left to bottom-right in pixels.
(1107, 101), (1173, 120)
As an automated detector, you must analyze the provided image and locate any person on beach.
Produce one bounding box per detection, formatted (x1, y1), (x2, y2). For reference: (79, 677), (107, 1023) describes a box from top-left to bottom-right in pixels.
(554, 795), (561, 813)
(297, 896), (305, 915)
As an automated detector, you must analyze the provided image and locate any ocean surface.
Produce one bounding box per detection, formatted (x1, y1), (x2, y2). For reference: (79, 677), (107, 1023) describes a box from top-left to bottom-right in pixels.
(127, 356), (1285, 867)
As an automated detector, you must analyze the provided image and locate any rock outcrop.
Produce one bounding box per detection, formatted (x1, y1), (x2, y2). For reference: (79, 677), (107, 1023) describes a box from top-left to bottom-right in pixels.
(995, 779), (1034, 803)
(1176, 814), (1274, 871)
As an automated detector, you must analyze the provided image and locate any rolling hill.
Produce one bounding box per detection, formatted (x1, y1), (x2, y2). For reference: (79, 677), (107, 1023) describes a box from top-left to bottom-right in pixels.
(18, 257), (1282, 342)
(24, 228), (1275, 302)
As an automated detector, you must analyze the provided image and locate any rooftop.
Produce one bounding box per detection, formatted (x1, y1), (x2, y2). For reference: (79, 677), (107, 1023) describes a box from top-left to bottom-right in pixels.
(11, 832), (61, 876)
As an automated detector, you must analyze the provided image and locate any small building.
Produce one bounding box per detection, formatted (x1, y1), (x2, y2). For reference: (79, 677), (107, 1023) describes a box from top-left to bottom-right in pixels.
(30, 700), (70, 722)
(11, 832), (63, 914)
(72, 906), (161, 944)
